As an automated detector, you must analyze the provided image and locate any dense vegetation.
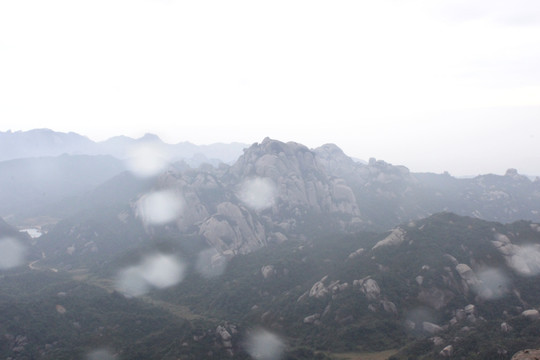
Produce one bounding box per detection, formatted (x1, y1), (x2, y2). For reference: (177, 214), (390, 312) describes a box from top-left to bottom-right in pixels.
(4, 206), (540, 360)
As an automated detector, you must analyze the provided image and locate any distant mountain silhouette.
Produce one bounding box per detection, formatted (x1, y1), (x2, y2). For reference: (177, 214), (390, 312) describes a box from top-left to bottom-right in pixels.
(0, 129), (248, 165)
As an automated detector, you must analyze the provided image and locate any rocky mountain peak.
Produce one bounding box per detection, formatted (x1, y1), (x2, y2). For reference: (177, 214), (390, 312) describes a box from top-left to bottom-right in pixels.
(138, 133), (163, 143)
(0, 129), (247, 165)
(367, 157), (410, 176)
(231, 138), (321, 179)
(315, 143), (348, 158)
(128, 138), (363, 255)
(505, 168), (530, 182)
(229, 138), (360, 218)
(313, 143), (357, 177)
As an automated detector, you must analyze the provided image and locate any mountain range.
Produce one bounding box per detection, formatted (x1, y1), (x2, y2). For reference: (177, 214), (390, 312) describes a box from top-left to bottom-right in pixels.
(0, 129), (247, 165)
(1, 130), (540, 359)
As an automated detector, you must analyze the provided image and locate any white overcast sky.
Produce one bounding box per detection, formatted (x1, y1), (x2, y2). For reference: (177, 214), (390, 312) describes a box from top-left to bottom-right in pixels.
(1, 0), (540, 176)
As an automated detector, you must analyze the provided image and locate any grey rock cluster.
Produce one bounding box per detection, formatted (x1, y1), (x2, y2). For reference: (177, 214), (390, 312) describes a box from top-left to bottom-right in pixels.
(139, 138), (363, 255)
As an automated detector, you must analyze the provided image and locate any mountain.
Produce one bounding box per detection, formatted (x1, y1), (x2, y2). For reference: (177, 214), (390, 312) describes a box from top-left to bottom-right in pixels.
(0, 128), (248, 223)
(98, 133), (247, 166)
(0, 155), (126, 223)
(27, 137), (540, 273)
(0, 217), (27, 239)
(4, 136), (540, 359)
(154, 213), (540, 359)
(0, 129), (248, 166)
(315, 144), (540, 230)
(31, 138), (367, 271)
(0, 217), (36, 270)
(0, 270), (240, 360)
(28, 212), (540, 359)
(3, 131), (539, 231)
(0, 129), (97, 161)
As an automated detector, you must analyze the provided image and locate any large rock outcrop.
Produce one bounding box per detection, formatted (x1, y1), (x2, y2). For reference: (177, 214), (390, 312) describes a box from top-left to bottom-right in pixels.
(135, 138), (364, 255)
(199, 202), (266, 254)
(512, 349), (540, 360)
(231, 138), (360, 218)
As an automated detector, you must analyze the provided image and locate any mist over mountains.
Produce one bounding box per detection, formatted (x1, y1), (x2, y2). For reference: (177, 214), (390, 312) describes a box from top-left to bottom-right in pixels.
(0, 129), (247, 165)
(1, 130), (539, 230)
(1, 129), (540, 359)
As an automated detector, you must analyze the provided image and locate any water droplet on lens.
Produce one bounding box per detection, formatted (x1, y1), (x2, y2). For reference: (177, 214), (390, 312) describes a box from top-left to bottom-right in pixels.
(245, 329), (284, 360)
(126, 144), (169, 178)
(136, 190), (184, 226)
(0, 238), (26, 270)
(195, 248), (228, 278)
(115, 254), (185, 296)
(238, 178), (277, 211)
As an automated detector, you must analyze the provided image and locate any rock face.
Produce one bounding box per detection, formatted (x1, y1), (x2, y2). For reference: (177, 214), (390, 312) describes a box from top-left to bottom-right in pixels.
(354, 278), (381, 301)
(372, 228), (406, 250)
(440, 345), (453, 357)
(313, 143), (363, 180)
(215, 324), (238, 355)
(309, 276), (330, 299)
(347, 248), (364, 260)
(511, 349), (540, 360)
(492, 233), (540, 276)
(422, 321), (443, 334)
(138, 138), (365, 256)
(455, 264), (479, 293)
(521, 309), (540, 319)
(303, 313), (320, 324)
(199, 202), (266, 254)
(381, 300), (398, 315)
(231, 138), (361, 218)
(261, 265), (275, 279)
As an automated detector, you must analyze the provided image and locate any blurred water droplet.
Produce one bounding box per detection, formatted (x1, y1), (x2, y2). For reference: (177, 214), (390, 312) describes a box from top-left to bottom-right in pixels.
(238, 178), (277, 211)
(140, 254), (185, 289)
(86, 349), (116, 360)
(474, 268), (510, 300)
(512, 245), (540, 276)
(126, 143), (169, 177)
(137, 190), (184, 226)
(0, 238), (26, 270)
(404, 308), (435, 334)
(115, 266), (150, 297)
(245, 329), (284, 360)
(115, 254), (185, 296)
(510, 245), (540, 276)
(195, 248), (228, 278)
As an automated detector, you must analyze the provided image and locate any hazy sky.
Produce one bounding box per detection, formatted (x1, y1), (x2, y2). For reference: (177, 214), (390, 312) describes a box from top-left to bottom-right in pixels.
(1, 0), (540, 176)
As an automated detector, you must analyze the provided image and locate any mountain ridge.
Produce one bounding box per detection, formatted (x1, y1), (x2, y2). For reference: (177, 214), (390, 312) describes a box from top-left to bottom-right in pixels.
(0, 129), (248, 165)
(26, 138), (540, 279)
